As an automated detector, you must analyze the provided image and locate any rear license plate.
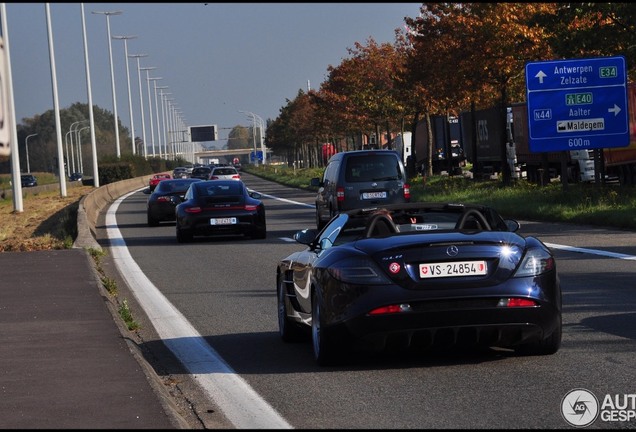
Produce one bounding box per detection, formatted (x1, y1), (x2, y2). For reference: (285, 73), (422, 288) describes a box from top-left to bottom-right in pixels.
(362, 191), (387, 199)
(419, 261), (487, 278)
(210, 217), (237, 225)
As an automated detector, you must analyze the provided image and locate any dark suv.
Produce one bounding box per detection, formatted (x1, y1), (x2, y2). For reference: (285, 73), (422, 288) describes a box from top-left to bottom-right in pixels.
(190, 166), (212, 180)
(311, 150), (410, 229)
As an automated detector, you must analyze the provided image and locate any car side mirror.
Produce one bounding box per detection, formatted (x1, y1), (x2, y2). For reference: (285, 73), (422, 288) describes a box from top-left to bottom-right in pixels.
(249, 191), (262, 199)
(143, 188), (151, 195)
(310, 177), (322, 188)
(293, 228), (317, 245)
(504, 219), (520, 232)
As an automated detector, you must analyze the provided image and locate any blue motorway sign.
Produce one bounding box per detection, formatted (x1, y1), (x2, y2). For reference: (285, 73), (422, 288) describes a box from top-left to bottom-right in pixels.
(525, 56), (629, 152)
(250, 150), (263, 161)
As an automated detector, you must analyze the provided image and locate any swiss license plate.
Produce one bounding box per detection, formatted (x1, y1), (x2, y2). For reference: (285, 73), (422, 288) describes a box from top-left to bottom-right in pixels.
(419, 260), (487, 278)
(362, 191), (387, 200)
(210, 217), (237, 225)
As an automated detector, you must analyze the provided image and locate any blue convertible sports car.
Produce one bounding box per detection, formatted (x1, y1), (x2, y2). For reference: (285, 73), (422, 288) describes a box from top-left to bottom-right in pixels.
(276, 202), (562, 366)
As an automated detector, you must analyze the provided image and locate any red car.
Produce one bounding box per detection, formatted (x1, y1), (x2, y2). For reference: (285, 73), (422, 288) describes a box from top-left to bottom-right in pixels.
(149, 173), (171, 191)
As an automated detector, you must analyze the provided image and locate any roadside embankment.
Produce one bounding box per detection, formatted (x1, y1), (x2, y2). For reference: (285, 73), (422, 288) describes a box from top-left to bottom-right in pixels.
(73, 175), (155, 251)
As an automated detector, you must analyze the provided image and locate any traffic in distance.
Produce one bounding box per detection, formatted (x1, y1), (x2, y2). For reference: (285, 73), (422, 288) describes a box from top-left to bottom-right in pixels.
(143, 150), (561, 367)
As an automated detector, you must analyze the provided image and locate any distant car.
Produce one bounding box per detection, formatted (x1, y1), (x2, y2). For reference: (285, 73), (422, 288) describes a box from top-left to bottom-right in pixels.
(209, 166), (241, 181)
(175, 180), (266, 242)
(276, 202), (562, 366)
(69, 172), (83, 182)
(311, 149), (410, 229)
(190, 166), (212, 180)
(233, 162), (242, 171)
(21, 174), (38, 187)
(146, 178), (202, 227)
(148, 173), (172, 192)
(172, 167), (189, 178)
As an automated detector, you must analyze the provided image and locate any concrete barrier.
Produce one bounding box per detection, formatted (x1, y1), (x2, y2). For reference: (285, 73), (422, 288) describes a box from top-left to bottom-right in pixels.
(73, 175), (155, 251)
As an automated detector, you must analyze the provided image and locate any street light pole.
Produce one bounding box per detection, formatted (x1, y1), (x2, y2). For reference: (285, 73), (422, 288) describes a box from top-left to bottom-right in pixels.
(77, 126), (90, 174)
(81, 3), (100, 187)
(112, 35), (137, 155)
(146, 76), (163, 157)
(156, 86), (169, 158)
(25, 134), (38, 174)
(160, 90), (171, 159)
(153, 81), (166, 158)
(92, 10), (123, 158)
(130, 54), (149, 157)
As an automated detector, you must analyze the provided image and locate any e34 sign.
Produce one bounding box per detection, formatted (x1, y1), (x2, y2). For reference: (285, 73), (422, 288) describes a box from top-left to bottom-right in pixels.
(0, 36), (10, 157)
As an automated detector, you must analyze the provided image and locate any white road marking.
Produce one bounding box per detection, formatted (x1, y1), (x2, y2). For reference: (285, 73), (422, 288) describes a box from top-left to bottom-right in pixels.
(106, 189), (292, 430)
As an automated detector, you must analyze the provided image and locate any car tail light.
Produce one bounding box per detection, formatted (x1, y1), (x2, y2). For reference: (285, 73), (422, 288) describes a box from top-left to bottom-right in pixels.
(497, 298), (538, 307)
(232, 175), (241, 179)
(245, 204), (258, 211)
(185, 206), (202, 213)
(368, 304), (412, 315)
(336, 186), (345, 202)
(157, 196), (171, 202)
(403, 183), (410, 200)
(209, 176), (219, 180)
(513, 247), (555, 277)
(327, 257), (391, 285)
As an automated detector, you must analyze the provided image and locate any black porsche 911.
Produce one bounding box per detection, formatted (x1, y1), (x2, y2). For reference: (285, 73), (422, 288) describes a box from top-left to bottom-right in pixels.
(146, 178), (202, 226)
(175, 180), (266, 242)
(276, 202), (562, 366)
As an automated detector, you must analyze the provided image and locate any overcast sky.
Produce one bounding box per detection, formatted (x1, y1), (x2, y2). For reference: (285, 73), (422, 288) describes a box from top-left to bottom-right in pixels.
(4, 2), (422, 146)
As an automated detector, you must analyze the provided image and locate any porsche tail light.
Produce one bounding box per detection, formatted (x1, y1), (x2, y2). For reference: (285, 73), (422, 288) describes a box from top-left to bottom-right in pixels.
(185, 206), (202, 213)
(245, 204), (258, 211)
(157, 196), (171, 202)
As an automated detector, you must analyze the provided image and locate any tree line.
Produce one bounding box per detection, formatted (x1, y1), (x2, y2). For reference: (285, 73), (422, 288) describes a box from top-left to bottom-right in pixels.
(3, 3), (635, 184)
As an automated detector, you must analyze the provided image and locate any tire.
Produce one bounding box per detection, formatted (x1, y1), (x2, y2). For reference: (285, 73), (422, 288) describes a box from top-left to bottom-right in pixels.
(277, 274), (305, 342)
(253, 227), (267, 239)
(176, 226), (193, 243)
(312, 289), (339, 366)
(147, 213), (160, 227)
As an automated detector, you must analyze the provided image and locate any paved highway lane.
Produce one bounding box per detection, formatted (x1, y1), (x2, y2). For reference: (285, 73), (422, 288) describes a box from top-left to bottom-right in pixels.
(98, 172), (636, 429)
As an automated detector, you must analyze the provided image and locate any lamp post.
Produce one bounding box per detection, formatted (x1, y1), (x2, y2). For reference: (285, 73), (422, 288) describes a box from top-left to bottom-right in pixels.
(67, 120), (88, 176)
(92, 10), (123, 158)
(76, 126), (90, 173)
(155, 86), (169, 158)
(137, 64), (157, 159)
(130, 54), (149, 157)
(161, 93), (174, 159)
(77, 126), (90, 174)
(112, 35), (137, 155)
(81, 3), (99, 187)
(153, 82), (167, 158)
(25, 134), (38, 173)
(146, 71), (163, 156)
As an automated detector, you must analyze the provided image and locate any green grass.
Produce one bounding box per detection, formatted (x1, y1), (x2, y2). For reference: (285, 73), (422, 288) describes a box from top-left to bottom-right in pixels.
(242, 164), (636, 230)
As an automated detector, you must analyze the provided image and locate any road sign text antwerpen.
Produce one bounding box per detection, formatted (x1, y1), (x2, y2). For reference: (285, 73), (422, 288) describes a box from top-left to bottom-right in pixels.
(525, 56), (629, 153)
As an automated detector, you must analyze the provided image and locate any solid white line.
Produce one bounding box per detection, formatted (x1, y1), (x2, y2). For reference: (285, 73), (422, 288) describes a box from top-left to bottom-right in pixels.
(544, 242), (636, 261)
(106, 189), (292, 430)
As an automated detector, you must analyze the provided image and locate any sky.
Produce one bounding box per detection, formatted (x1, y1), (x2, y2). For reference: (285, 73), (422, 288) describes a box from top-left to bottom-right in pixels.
(3, 2), (422, 148)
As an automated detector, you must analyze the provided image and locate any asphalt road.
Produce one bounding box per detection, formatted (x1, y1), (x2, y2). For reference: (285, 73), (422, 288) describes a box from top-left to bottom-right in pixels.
(97, 172), (636, 429)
